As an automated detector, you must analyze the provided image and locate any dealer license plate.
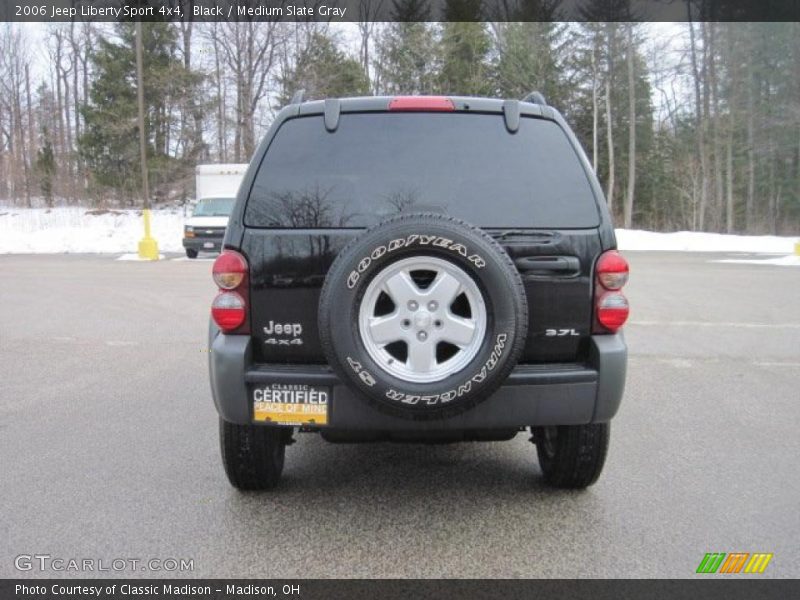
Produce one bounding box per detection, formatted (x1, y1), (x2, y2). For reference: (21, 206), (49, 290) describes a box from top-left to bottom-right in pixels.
(252, 383), (329, 426)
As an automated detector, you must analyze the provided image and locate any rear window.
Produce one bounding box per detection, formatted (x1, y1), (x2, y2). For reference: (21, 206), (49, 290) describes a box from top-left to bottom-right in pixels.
(245, 113), (599, 229)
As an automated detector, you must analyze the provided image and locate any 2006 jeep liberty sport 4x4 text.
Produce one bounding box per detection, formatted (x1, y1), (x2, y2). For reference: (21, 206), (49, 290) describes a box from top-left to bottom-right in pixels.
(208, 94), (629, 491)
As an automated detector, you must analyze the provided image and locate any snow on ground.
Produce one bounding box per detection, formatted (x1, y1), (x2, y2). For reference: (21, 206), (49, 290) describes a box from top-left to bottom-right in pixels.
(615, 229), (797, 254)
(0, 207), (185, 254)
(0, 207), (798, 256)
(116, 253), (167, 261)
(713, 255), (800, 267)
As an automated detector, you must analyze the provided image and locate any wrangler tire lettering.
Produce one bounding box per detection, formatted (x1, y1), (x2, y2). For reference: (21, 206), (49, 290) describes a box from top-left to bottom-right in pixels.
(384, 334), (510, 407)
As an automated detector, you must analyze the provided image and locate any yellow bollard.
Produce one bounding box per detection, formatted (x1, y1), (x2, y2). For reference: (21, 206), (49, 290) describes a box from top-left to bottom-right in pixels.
(137, 209), (160, 260)
(795, 241), (800, 256)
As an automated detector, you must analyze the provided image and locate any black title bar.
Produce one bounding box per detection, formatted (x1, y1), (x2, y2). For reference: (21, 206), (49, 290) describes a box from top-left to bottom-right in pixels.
(2, 579), (800, 600)
(2, 0), (800, 22)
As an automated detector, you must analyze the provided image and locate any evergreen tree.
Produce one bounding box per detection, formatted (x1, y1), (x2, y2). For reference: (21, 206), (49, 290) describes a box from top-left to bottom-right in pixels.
(391, 0), (431, 21)
(487, 0), (561, 20)
(578, 0), (636, 21)
(443, 0), (483, 21)
(438, 1), (491, 96)
(280, 32), (371, 103)
(439, 19), (492, 95)
(375, 22), (441, 95)
(36, 127), (56, 208)
(79, 23), (201, 202)
(491, 22), (568, 105)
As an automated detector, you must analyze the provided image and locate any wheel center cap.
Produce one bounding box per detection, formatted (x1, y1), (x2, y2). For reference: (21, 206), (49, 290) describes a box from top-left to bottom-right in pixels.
(414, 311), (432, 329)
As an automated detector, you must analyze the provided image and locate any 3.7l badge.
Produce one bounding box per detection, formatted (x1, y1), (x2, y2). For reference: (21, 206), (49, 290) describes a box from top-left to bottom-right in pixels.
(545, 328), (580, 337)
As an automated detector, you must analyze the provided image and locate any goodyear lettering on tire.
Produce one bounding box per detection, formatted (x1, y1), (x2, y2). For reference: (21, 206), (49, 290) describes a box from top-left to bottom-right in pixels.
(347, 234), (486, 289)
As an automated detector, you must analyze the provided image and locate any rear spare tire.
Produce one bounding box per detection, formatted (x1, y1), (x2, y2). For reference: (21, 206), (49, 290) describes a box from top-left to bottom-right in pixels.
(318, 213), (527, 420)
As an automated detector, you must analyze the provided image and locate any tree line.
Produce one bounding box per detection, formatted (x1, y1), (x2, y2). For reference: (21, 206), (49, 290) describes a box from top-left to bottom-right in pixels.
(0, 6), (798, 235)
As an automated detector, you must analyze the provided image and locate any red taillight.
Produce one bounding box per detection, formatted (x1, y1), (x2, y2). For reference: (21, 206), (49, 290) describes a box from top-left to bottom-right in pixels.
(211, 250), (249, 334)
(213, 250), (247, 289)
(596, 292), (630, 331)
(596, 250), (629, 290)
(594, 250), (630, 333)
(388, 96), (455, 112)
(211, 292), (246, 331)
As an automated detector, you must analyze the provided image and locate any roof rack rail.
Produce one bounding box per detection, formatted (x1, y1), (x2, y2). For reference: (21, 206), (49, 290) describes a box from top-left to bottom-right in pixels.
(290, 89), (305, 105)
(521, 91), (547, 106)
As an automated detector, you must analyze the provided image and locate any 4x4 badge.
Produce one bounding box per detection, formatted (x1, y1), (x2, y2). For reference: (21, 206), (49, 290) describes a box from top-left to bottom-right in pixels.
(265, 338), (303, 346)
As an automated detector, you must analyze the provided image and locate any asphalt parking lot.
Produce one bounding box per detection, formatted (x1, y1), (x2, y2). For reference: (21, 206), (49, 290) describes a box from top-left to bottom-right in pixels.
(1, 252), (798, 578)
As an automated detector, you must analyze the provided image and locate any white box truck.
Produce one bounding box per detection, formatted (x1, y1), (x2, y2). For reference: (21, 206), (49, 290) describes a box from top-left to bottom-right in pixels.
(182, 164), (248, 258)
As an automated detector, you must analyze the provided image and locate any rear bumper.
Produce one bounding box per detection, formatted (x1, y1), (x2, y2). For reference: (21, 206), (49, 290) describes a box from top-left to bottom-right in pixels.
(183, 236), (223, 252)
(208, 330), (626, 430)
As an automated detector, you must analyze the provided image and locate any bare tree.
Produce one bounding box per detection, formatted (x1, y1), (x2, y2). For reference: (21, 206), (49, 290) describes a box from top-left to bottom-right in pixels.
(208, 22), (287, 161)
(603, 23), (616, 215)
(623, 23), (636, 229)
(723, 24), (737, 233)
(708, 22), (725, 230)
(0, 24), (32, 204)
(357, 0), (385, 88)
(48, 26), (72, 201)
(745, 27), (756, 231)
(688, 20), (709, 231)
(590, 37), (599, 172)
(177, 15), (206, 165)
(209, 22), (228, 161)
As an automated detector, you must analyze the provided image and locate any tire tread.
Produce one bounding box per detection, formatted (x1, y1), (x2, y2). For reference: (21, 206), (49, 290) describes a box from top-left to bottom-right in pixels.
(219, 419), (287, 491)
(535, 423), (609, 489)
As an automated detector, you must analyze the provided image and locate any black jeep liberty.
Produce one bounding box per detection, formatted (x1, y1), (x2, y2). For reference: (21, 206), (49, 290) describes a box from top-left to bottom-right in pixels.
(208, 94), (629, 491)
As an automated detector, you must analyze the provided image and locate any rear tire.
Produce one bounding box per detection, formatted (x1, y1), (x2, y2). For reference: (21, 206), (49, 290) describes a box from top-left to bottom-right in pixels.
(533, 423), (609, 489)
(186, 248), (198, 259)
(219, 419), (290, 490)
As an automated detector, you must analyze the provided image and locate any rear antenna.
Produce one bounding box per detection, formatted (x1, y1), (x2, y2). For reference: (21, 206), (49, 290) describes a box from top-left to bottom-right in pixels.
(522, 91), (547, 106)
(290, 89), (305, 105)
